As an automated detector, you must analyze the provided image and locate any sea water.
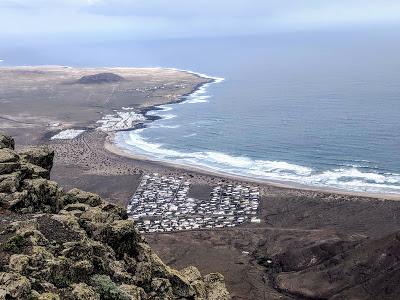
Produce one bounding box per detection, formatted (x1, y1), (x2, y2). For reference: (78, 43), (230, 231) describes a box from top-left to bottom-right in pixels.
(2, 28), (400, 193)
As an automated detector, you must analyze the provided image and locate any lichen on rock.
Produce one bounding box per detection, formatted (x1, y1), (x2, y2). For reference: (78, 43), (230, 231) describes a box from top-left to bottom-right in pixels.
(0, 134), (15, 150)
(0, 133), (230, 300)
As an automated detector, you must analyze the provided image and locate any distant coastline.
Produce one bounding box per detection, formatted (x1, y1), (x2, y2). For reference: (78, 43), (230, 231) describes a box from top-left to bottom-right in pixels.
(136, 68), (222, 123)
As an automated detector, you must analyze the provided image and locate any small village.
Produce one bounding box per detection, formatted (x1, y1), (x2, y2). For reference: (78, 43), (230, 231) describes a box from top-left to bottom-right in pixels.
(127, 173), (260, 233)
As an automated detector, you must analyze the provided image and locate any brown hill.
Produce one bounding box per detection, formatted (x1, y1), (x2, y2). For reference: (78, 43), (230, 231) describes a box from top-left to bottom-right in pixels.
(76, 73), (125, 84)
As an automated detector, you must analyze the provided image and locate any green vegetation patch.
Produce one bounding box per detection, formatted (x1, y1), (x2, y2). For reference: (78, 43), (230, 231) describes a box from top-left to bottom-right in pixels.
(90, 274), (131, 300)
(2, 234), (27, 253)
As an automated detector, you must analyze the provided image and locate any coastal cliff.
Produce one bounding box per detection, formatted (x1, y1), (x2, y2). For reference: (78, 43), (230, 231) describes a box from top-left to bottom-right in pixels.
(0, 133), (230, 300)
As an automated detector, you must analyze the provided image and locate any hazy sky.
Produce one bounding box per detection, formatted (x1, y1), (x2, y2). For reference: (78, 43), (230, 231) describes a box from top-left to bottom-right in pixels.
(1, 0), (400, 39)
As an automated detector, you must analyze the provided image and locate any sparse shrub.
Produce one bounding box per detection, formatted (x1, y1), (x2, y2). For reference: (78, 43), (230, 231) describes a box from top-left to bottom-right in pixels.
(2, 235), (26, 253)
(90, 274), (130, 300)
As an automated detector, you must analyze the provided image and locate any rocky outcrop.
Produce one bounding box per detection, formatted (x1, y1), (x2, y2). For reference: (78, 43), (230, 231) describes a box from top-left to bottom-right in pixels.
(0, 133), (230, 300)
(19, 147), (54, 172)
(0, 135), (14, 150)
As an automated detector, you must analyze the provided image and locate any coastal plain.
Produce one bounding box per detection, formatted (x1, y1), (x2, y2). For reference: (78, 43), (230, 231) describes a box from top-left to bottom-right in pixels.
(2, 66), (400, 299)
(0, 66), (207, 144)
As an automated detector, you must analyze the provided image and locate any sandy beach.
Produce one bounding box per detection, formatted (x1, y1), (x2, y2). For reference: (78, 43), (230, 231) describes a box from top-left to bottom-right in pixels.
(2, 66), (400, 299)
(105, 134), (400, 201)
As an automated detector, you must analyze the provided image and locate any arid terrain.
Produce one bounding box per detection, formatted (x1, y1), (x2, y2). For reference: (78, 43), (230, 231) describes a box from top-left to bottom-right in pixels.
(0, 66), (207, 145)
(2, 67), (400, 299)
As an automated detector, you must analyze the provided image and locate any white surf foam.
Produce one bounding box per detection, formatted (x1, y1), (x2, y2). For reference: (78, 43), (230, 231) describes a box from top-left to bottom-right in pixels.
(150, 124), (181, 129)
(175, 69), (223, 106)
(167, 67), (225, 84)
(157, 114), (176, 120)
(114, 68), (400, 194)
(115, 130), (400, 194)
(144, 68), (222, 126)
(185, 96), (210, 104)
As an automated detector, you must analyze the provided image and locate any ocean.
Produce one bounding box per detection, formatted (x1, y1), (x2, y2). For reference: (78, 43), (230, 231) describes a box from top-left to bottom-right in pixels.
(2, 28), (400, 193)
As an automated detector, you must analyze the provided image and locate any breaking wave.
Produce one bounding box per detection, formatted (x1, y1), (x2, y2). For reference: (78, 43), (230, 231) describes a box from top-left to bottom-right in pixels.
(157, 114), (176, 120)
(115, 130), (400, 194)
(185, 96), (210, 104)
(149, 124), (181, 129)
(169, 68), (224, 106)
(114, 69), (400, 195)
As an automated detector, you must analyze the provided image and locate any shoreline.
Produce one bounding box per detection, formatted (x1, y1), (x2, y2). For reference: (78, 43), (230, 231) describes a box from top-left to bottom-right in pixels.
(2, 65), (398, 200)
(101, 68), (400, 200)
(103, 137), (400, 201)
(136, 78), (214, 121)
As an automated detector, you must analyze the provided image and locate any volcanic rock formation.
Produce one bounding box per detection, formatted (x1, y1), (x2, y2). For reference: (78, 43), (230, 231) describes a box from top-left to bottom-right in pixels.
(0, 133), (230, 300)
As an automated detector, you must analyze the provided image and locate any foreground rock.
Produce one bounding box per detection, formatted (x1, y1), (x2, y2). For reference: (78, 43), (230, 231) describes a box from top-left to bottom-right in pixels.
(0, 133), (230, 300)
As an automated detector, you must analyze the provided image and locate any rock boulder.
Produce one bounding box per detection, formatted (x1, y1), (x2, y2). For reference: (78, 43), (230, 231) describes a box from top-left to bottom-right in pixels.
(0, 133), (15, 149)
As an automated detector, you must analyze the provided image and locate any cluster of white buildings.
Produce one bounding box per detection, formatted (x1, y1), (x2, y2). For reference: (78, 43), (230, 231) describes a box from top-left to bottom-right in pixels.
(134, 84), (170, 93)
(96, 109), (146, 131)
(127, 173), (260, 233)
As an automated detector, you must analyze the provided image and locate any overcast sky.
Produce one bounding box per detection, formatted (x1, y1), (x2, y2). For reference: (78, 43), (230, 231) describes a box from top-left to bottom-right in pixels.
(1, 0), (400, 39)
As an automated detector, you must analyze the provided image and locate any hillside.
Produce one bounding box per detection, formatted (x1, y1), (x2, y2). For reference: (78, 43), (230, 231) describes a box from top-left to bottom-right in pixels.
(76, 73), (125, 84)
(0, 133), (230, 300)
(253, 227), (400, 299)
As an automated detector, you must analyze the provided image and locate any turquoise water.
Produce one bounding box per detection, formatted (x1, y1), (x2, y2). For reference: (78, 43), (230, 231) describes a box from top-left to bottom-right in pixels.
(2, 29), (400, 193)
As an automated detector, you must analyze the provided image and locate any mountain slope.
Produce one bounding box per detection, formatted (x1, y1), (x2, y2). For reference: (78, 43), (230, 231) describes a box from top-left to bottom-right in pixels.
(254, 227), (400, 299)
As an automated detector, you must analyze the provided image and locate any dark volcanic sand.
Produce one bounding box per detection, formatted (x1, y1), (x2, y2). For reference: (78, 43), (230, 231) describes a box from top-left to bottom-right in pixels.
(3, 66), (400, 299)
(45, 131), (400, 300)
